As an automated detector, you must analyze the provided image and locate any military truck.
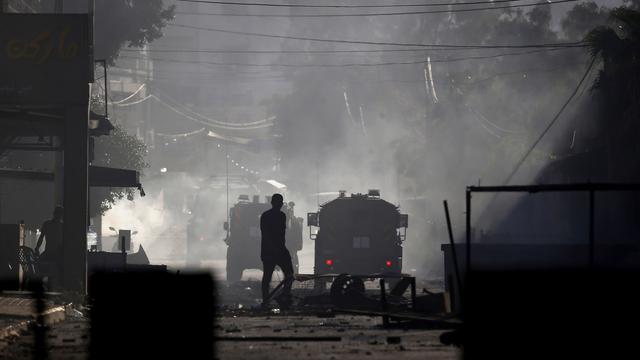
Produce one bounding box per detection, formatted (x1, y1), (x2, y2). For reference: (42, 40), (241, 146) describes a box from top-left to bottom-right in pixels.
(224, 195), (304, 282)
(307, 190), (408, 275)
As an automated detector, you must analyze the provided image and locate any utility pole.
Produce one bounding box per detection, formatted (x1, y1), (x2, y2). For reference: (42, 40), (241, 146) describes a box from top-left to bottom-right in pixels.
(53, 0), (64, 206)
(145, 52), (151, 145)
(103, 60), (108, 120)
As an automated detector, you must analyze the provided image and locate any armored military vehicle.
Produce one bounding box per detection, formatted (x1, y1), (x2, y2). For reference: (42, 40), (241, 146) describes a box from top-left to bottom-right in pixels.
(224, 195), (304, 282)
(307, 190), (408, 275)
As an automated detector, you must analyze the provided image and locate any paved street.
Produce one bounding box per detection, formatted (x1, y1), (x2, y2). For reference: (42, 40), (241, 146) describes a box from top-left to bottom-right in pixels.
(0, 312), (458, 359)
(216, 314), (458, 360)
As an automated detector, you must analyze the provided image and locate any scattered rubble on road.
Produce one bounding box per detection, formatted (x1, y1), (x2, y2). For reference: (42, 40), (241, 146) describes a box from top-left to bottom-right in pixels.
(0, 278), (459, 359)
(0, 312), (458, 360)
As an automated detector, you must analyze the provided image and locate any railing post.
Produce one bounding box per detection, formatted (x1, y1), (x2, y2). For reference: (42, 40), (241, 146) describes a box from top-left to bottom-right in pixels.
(589, 190), (595, 268)
(380, 279), (389, 327)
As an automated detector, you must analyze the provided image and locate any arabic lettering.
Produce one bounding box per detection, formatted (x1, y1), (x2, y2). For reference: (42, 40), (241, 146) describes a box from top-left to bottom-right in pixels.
(6, 25), (79, 64)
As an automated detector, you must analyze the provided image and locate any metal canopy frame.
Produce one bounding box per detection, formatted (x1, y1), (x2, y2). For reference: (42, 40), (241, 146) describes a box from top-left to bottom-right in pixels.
(465, 183), (640, 273)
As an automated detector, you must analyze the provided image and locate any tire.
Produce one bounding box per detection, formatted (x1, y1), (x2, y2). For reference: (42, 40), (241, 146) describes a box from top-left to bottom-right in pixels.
(226, 247), (244, 282)
(330, 274), (366, 307)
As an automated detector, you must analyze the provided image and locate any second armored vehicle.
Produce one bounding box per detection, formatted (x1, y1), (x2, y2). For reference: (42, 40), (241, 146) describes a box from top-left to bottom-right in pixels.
(224, 195), (304, 282)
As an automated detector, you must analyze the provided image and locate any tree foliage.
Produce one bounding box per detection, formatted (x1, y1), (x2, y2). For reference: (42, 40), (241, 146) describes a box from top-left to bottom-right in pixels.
(561, 2), (610, 41)
(585, 7), (640, 181)
(79, 0), (171, 214)
(66, 0), (175, 63)
(95, 0), (175, 63)
(91, 125), (149, 216)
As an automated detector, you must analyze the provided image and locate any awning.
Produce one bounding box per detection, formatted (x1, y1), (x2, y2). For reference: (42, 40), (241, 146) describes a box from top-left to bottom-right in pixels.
(0, 165), (144, 195)
(89, 166), (140, 188)
(89, 111), (115, 137)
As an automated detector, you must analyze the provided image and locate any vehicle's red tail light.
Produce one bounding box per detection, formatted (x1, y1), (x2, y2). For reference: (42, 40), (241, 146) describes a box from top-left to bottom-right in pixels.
(325, 259), (333, 266)
(385, 260), (392, 267)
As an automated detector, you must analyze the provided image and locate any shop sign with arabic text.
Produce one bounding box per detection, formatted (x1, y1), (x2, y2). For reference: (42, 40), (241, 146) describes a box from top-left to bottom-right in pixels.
(0, 14), (90, 105)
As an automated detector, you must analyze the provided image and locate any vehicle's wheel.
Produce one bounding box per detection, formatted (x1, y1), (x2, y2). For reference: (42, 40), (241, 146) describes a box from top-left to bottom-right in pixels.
(330, 274), (365, 307)
(226, 247), (243, 282)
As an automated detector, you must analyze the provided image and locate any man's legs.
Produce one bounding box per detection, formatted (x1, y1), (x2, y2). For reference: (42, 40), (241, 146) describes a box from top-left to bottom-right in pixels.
(277, 250), (295, 297)
(261, 260), (276, 304)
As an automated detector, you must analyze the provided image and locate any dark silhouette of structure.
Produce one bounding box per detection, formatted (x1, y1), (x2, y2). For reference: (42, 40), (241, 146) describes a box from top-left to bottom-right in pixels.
(89, 271), (215, 359)
(260, 193), (294, 306)
(35, 206), (64, 287)
(1, 14), (91, 292)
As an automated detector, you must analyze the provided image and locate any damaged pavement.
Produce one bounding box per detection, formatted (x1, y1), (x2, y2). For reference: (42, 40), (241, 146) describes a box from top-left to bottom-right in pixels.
(0, 276), (459, 359)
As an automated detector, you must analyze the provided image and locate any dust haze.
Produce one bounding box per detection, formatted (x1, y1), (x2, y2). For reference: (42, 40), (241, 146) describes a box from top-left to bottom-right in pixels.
(103, 0), (618, 280)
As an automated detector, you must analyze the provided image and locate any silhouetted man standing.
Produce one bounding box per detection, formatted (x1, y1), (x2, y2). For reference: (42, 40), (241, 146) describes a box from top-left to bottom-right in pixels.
(260, 193), (294, 307)
(35, 206), (64, 288)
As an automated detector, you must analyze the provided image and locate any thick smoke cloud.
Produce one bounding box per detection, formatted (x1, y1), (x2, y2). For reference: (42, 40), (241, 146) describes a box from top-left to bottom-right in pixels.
(107, 1), (617, 280)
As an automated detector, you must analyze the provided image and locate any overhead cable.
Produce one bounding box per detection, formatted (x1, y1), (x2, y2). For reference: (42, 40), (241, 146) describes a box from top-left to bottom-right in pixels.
(153, 90), (274, 127)
(120, 46), (582, 55)
(111, 62), (581, 85)
(115, 94), (153, 107)
(175, 0), (579, 17)
(114, 92), (275, 130)
(169, 23), (586, 49)
(502, 56), (597, 185)
(111, 83), (146, 104)
(119, 48), (582, 68)
(152, 94), (276, 130)
(177, 0), (568, 8)
(156, 128), (207, 138)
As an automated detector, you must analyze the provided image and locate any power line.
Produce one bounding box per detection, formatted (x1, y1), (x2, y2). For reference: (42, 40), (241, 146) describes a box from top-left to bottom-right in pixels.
(456, 64), (582, 86)
(112, 91), (275, 129)
(502, 56), (597, 185)
(112, 62), (580, 85)
(111, 83), (146, 104)
(156, 128), (207, 138)
(152, 91), (275, 129)
(119, 48), (500, 54)
(111, 65), (289, 80)
(169, 23), (586, 49)
(114, 94), (153, 107)
(177, 0), (560, 8)
(119, 48), (582, 68)
(175, 0), (579, 17)
(120, 46), (582, 55)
